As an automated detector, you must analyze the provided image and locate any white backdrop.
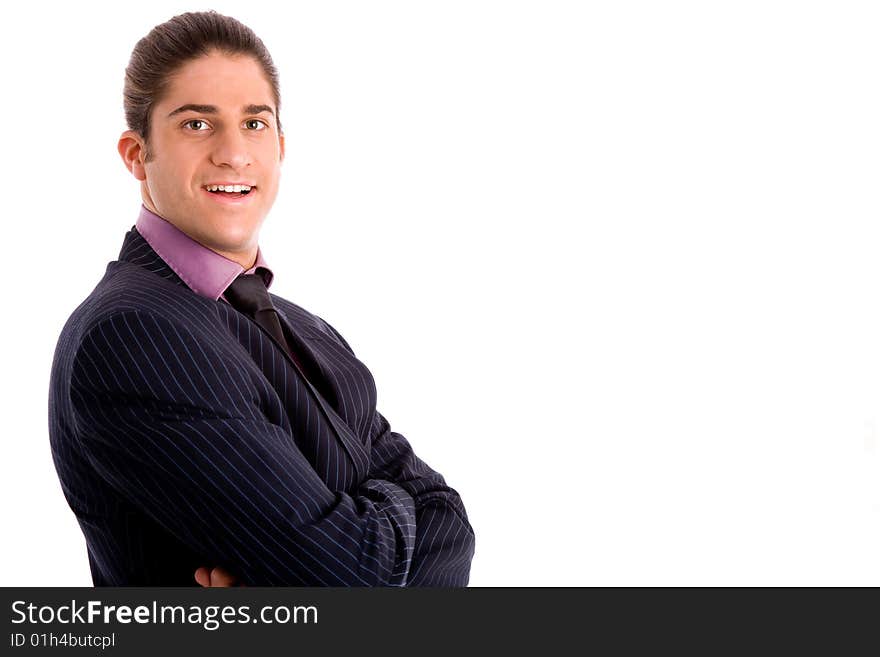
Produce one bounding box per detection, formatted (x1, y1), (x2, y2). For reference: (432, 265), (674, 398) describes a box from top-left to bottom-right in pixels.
(2, 0), (879, 586)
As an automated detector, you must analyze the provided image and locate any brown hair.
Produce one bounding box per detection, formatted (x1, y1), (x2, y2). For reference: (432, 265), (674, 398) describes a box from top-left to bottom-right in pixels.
(123, 10), (282, 161)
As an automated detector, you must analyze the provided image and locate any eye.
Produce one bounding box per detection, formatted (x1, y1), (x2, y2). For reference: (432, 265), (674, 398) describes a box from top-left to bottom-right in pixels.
(183, 119), (210, 131)
(245, 119), (268, 131)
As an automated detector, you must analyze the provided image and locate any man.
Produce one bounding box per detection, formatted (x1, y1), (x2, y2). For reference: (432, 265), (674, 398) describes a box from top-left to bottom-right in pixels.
(47, 10), (475, 586)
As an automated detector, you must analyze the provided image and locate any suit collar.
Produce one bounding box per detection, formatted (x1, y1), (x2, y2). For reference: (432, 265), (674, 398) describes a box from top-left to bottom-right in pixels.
(118, 223), (188, 287)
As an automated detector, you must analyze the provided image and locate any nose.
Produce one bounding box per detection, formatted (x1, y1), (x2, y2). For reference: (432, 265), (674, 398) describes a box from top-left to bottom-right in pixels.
(210, 125), (253, 171)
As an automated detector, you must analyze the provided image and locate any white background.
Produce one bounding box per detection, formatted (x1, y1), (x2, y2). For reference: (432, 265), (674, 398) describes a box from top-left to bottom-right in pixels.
(2, 1), (879, 586)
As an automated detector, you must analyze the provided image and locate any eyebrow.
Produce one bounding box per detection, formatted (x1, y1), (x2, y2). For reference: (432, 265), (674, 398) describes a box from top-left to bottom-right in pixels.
(167, 103), (275, 118)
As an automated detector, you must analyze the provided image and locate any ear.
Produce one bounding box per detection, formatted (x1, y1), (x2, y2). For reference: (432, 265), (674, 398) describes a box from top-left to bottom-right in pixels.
(278, 131), (285, 163)
(117, 130), (148, 181)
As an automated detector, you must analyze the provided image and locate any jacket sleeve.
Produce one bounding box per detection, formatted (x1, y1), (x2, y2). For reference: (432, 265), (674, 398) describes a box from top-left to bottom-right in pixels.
(318, 318), (477, 586)
(69, 310), (416, 586)
(367, 411), (476, 586)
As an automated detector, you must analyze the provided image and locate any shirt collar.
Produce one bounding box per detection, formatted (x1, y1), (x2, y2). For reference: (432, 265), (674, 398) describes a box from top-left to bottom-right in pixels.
(134, 204), (274, 301)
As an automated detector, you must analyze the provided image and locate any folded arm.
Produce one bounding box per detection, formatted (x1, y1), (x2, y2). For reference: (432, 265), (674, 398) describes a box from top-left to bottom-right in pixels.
(70, 310), (416, 586)
(367, 412), (476, 586)
(319, 318), (477, 586)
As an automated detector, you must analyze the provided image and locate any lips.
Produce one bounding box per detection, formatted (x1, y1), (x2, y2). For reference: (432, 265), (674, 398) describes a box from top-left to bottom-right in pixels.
(203, 186), (257, 204)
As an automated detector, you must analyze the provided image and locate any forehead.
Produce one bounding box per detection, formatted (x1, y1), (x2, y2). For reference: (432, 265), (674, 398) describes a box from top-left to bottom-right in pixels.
(160, 52), (274, 111)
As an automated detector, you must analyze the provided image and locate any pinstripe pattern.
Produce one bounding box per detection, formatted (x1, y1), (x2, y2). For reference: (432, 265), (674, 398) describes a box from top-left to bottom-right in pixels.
(48, 227), (475, 586)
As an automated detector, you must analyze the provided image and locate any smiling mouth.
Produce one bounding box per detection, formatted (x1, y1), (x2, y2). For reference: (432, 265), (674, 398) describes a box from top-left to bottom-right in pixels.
(204, 186), (256, 200)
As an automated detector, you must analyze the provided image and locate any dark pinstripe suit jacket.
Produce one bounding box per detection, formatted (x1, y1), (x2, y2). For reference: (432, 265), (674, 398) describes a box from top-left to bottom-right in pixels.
(48, 226), (475, 586)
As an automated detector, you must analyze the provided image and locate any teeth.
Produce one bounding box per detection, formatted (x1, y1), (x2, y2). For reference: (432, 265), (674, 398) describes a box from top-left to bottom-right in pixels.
(206, 184), (251, 192)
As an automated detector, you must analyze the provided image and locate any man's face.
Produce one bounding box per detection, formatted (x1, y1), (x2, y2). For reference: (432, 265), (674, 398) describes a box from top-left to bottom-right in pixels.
(120, 51), (285, 267)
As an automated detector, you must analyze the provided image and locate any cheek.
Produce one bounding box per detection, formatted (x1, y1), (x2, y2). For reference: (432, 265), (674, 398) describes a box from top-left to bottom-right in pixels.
(261, 167), (282, 193)
(155, 146), (198, 184)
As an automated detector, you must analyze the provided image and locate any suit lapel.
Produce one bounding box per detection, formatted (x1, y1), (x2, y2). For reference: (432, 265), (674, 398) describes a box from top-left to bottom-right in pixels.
(116, 227), (370, 483)
(233, 301), (371, 481)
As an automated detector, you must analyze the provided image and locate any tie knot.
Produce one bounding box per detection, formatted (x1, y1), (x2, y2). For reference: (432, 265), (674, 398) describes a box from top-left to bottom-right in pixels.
(224, 274), (274, 316)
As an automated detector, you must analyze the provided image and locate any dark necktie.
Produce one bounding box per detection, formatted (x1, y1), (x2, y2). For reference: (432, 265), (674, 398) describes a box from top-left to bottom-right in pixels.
(223, 273), (307, 374)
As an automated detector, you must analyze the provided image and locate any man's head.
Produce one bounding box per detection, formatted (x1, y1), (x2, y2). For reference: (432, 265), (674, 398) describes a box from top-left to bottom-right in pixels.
(117, 11), (285, 268)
